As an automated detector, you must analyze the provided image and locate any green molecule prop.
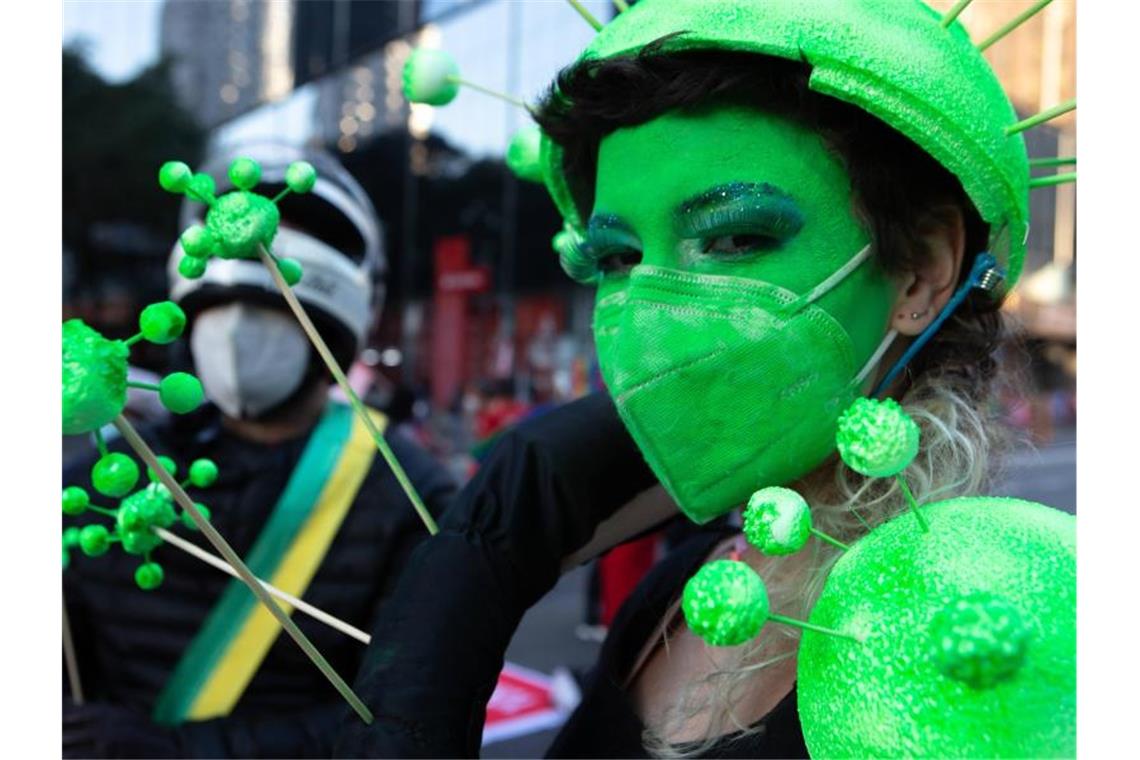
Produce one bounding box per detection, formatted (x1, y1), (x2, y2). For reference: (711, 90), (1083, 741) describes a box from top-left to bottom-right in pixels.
(62, 454), (219, 590)
(160, 157), (316, 285)
(402, 49), (461, 106)
(742, 486), (849, 556)
(506, 125), (544, 183)
(62, 301), (204, 436)
(682, 559), (768, 647)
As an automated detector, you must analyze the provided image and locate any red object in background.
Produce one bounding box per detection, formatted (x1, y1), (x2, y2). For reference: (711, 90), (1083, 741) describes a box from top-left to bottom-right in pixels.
(431, 236), (487, 410)
(598, 532), (661, 626)
(483, 663), (569, 746)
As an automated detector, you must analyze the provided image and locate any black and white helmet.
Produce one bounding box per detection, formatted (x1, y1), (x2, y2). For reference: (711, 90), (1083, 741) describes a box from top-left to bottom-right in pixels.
(168, 142), (385, 370)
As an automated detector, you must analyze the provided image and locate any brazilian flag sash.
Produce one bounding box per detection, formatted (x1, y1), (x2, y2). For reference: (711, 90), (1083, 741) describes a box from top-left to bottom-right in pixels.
(153, 401), (387, 725)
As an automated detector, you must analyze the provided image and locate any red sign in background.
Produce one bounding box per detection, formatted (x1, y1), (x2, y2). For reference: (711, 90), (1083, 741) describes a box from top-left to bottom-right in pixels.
(482, 662), (574, 746)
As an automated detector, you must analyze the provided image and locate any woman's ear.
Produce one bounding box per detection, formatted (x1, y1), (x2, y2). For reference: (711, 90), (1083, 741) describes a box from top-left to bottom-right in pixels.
(890, 206), (966, 336)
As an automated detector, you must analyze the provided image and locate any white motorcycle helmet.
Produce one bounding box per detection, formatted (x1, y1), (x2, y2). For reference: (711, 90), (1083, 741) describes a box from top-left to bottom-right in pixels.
(168, 142), (385, 373)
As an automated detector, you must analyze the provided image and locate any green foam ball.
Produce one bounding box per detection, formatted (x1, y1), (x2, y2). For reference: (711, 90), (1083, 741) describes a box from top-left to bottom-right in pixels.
(92, 453), (140, 498)
(285, 161), (317, 194)
(228, 157), (261, 190)
(836, 397), (919, 477)
(179, 255), (208, 279)
(134, 562), (164, 590)
(681, 559), (768, 647)
(182, 503), (211, 531)
(402, 48), (460, 106)
(63, 527), (82, 548)
(117, 485), (177, 555)
(79, 524), (111, 557)
(189, 172), (216, 201)
(506, 125), (544, 183)
(147, 455), (177, 482)
(276, 256), (304, 286)
(62, 319), (129, 435)
(180, 224), (214, 258)
(797, 496), (1075, 758)
(205, 191), (280, 259)
(158, 161), (193, 193)
(743, 486), (811, 556)
(188, 459), (219, 488)
(139, 301), (187, 344)
(62, 486), (90, 516)
(159, 372), (204, 414)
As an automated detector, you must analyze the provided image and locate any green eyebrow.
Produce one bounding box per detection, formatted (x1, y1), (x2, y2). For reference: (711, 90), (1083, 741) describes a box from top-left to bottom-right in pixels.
(674, 182), (805, 237)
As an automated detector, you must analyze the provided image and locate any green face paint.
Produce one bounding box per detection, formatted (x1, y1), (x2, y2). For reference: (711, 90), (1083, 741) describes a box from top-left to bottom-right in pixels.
(589, 108), (899, 522)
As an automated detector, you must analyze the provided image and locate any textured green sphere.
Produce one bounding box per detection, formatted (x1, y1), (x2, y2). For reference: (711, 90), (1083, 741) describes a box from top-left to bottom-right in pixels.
(743, 487), (812, 555)
(276, 256), (304, 286)
(134, 562), (165, 590)
(159, 372), (204, 414)
(835, 397), (920, 477)
(285, 161), (317, 194)
(117, 485), (177, 555)
(402, 48), (460, 106)
(188, 459), (219, 488)
(228, 157), (262, 190)
(63, 527), (82, 548)
(182, 503), (211, 531)
(91, 453), (140, 498)
(158, 161), (192, 193)
(79, 524), (111, 557)
(682, 559), (769, 647)
(931, 592), (1031, 690)
(62, 486), (90, 516)
(139, 301), (187, 344)
(62, 319), (129, 435)
(179, 255), (208, 279)
(797, 497), (1075, 759)
(189, 172), (216, 200)
(205, 190), (280, 259)
(147, 455), (178, 482)
(506, 126), (543, 183)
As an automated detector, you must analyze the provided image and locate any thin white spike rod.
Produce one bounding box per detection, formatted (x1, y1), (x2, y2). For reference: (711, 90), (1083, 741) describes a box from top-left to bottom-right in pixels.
(1005, 98), (1076, 136)
(940, 0), (974, 28)
(977, 0), (1054, 52)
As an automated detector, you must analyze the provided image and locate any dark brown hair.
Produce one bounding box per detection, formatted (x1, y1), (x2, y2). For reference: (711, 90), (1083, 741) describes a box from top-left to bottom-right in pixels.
(534, 40), (1005, 393)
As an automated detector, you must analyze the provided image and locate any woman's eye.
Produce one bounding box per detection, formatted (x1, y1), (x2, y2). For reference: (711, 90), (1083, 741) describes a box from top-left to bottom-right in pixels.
(701, 234), (779, 257)
(597, 248), (643, 275)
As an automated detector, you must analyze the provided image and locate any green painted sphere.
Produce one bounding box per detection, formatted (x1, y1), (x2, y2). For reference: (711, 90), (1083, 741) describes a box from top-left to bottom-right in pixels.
(276, 256), (303, 286)
(62, 486), (90, 516)
(189, 172), (216, 201)
(402, 49), (460, 106)
(285, 161), (317, 194)
(159, 372), (204, 414)
(931, 592), (1031, 690)
(836, 397), (920, 477)
(78, 524), (111, 557)
(63, 527), (82, 548)
(682, 559), (769, 647)
(743, 486), (811, 556)
(205, 190), (280, 259)
(506, 126), (544, 183)
(62, 319), (129, 435)
(179, 224), (214, 259)
(139, 301), (187, 344)
(188, 459), (219, 488)
(117, 485), (177, 555)
(91, 453), (140, 498)
(228, 157), (261, 190)
(797, 496), (1075, 759)
(147, 455), (178, 482)
(134, 562), (164, 590)
(158, 161), (192, 193)
(182, 503), (211, 531)
(179, 255), (208, 279)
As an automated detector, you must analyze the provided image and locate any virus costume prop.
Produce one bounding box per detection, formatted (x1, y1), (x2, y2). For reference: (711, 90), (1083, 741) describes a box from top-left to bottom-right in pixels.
(402, 0), (1076, 756)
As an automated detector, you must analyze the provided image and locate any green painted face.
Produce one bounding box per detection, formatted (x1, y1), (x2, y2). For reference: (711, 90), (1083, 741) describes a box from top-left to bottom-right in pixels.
(589, 106), (902, 521)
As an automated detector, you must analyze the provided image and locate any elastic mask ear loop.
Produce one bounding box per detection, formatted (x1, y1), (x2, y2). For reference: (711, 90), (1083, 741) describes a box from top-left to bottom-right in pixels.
(870, 252), (1002, 397)
(783, 244), (873, 315)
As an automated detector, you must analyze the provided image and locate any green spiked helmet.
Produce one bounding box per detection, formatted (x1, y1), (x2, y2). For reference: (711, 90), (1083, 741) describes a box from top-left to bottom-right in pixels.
(539, 0), (1031, 288)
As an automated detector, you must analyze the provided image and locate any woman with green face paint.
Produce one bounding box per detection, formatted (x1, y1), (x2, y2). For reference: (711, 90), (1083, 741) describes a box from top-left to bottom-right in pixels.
(339, 25), (1023, 760)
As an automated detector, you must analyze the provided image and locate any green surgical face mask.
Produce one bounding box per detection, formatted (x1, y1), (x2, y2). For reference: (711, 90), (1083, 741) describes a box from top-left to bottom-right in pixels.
(587, 108), (899, 523)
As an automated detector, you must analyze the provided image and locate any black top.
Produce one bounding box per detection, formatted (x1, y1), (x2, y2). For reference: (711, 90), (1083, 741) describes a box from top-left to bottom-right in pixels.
(548, 527), (809, 758)
(63, 404), (456, 757)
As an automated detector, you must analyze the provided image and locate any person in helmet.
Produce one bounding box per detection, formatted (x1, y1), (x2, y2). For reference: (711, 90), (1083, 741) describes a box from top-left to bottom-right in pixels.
(62, 143), (456, 758)
(336, 2), (1068, 758)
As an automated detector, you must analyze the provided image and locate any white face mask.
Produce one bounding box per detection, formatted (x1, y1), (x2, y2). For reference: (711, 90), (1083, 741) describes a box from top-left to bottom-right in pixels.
(190, 304), (311, 419)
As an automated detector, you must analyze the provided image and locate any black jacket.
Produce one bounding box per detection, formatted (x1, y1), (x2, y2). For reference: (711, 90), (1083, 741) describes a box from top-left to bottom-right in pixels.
(62, 403), (456, 757)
